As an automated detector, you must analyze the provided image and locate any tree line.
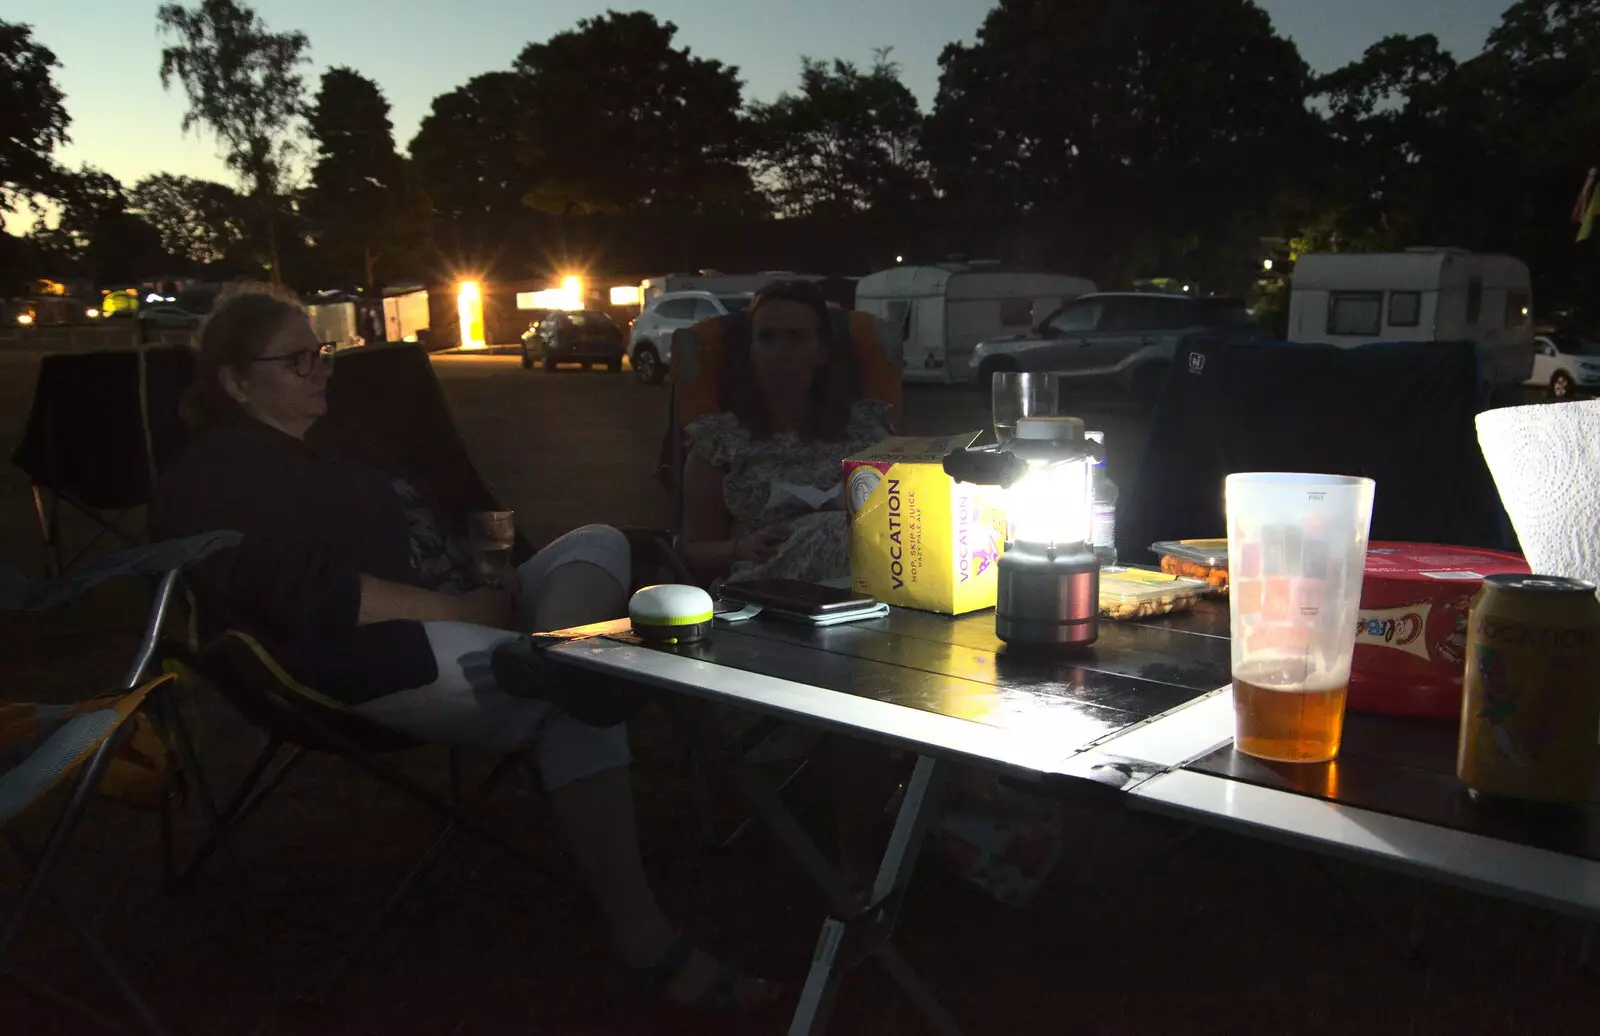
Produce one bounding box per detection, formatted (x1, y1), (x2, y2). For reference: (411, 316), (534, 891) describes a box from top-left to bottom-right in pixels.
(2, 0), (1597, 316)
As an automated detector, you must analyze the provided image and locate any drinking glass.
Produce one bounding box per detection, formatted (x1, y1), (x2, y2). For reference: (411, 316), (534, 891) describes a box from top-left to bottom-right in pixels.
(1226, 473), (1375, 763)
(467, 510), (516, 584)
(991, 372), (1059, 443)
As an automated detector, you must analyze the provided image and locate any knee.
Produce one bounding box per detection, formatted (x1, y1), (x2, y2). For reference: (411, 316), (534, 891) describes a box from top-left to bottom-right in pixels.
(531, 559), (629, 630)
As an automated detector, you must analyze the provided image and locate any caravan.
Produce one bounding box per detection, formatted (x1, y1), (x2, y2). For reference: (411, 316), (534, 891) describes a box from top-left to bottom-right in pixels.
(1288, 248), (1534, 388)
(638, 271), (823, 305)
(854, 264), (1096, 384)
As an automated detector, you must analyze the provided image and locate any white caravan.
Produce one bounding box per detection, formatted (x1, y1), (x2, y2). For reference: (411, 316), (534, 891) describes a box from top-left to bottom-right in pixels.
(382, 286), (430, 344)
(1288, 248), (1534, 387)
(638, 271), (824, 305)
(854, 264), (1097, 384)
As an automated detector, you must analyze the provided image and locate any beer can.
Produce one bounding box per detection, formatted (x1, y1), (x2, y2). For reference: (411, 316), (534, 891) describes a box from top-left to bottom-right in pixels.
(1457, 574), (1600, 802)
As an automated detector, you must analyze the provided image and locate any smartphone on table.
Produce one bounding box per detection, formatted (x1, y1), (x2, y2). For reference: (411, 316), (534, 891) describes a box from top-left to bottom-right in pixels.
(719, 578), (886, 625)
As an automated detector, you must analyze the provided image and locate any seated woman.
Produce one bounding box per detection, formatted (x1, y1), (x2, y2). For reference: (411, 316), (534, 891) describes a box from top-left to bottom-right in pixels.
(676, 280), (901, 883)
(678, 279), (893, 585)
(678, 282), (1065, 907)
(152, 288), (776, 1014)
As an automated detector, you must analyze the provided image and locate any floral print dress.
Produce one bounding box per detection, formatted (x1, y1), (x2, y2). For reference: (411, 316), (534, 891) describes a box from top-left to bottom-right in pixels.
(686, 398), (894, 584)
(689, 397), (1065, 907)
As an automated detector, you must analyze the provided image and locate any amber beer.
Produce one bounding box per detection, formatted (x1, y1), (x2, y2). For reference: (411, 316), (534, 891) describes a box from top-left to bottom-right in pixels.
(1233, 662), (1348, 763)
(1458, 574), (1600, 802)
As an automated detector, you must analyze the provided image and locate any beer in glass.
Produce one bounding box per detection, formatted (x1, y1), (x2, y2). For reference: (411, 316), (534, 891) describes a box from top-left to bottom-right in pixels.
(1226, 473), (1375, 763)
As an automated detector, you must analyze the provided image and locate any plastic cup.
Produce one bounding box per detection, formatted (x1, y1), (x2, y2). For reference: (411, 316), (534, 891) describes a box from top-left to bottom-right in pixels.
(991, 372), (1058, 443)
(1226, 473), (1376, 763)
(468, 510), (516, 583)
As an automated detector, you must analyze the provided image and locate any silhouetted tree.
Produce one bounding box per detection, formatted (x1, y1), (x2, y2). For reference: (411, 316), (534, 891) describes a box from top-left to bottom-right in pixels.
(130, 173), (250, 267)
(512, 11), (750, 216)
(305, 67), (431, 290)
(749, 50), (928, 219)
(0, 21), (70, 208)
(925, 0), (1315, 286)
(408, 71), (534, 266)
(156, 0), (309, 280)
(28, 166), (166, 282)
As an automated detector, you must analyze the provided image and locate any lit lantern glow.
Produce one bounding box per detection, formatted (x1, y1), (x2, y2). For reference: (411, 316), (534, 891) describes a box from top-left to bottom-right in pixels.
(457, 281), (485, 349)
(944, 416), (1101, 646)
(996, 417), (1099, 646)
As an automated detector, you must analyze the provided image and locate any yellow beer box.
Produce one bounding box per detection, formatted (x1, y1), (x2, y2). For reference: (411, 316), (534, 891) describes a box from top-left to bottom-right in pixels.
(843, 433), (1008, 615)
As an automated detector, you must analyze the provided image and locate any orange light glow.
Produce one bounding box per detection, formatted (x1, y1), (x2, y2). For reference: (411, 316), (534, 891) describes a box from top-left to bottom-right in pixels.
(457, 281), (485, 349)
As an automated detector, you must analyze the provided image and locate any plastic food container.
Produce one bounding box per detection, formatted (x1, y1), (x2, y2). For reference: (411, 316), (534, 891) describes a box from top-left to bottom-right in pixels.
(1099, 567), (1211, 621)
(1151, 539), (1229, 594)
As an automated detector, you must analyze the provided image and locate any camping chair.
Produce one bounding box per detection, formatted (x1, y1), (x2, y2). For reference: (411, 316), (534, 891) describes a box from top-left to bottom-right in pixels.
(149, 344), (624, 1003)
(158, 623), (562, 1004)
(0, 674), (179, 1036)
(11, 346), (196, 576)
(1118, 335), (1512, 564)
(321, 342), (683, 585)
(651, 309), (904, 847)
(1110, 335), (1511, 957)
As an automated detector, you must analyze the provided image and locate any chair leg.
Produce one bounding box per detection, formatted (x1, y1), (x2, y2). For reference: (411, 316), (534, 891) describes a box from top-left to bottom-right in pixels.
(286, 714), (547, 871)
(150, 687), (259, 940)
(0, 725), (126, 960)
(303, 751), (528, 1005)
(45, 885), (172, 1036)
(31, 484), (61, 578)
(169, 738), (302, 891)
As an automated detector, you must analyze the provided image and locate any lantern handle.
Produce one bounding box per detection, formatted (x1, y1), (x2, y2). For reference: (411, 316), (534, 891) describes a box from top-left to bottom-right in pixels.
(942, 447), (1029, 488)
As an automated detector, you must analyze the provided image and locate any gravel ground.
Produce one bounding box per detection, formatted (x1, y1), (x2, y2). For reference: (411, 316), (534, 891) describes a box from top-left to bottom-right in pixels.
(0, 350), (1594, 1035)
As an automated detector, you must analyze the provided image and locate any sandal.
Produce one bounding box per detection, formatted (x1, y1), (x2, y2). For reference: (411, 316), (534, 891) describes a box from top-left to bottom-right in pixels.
(622, 931), (779, 1016)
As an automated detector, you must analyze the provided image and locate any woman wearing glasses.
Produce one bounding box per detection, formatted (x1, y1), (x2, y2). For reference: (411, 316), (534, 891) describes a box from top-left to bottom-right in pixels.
(153, 289), (777, 1016)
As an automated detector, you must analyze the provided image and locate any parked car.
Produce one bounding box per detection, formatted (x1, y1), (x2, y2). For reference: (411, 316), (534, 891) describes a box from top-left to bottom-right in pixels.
(136, 292), (215, 342)
(627, 291), (752, 384)
(968, 292), (1263, 401)
(1527, 332), (1600, 399)
(521, 309), (625, 372)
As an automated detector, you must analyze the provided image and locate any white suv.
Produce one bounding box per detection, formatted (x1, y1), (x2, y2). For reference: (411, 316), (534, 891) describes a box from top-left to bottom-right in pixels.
(628, 291), (752, 384)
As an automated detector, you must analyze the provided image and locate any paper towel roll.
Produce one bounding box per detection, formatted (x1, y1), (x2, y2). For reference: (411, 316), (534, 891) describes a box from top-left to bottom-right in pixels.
(1477, 400), (1600, 584)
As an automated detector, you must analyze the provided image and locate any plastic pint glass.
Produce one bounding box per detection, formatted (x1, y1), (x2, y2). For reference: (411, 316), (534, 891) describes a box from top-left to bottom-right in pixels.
(1226, 473), (1376, 763)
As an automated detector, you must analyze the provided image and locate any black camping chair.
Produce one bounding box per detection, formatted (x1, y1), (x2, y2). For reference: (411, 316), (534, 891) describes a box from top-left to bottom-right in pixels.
(1118, 335), (1513, 565)
(324, 343), (682, 582)
(0, 536), (248, 1036)
(157, 619), (563, 1004)
(142, 344), (617, 1003)
(12, 347), (196, 576)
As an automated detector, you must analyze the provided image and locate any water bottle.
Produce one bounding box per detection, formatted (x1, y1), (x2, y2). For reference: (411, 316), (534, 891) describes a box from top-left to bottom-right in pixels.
(1086, 431), (1118, 567)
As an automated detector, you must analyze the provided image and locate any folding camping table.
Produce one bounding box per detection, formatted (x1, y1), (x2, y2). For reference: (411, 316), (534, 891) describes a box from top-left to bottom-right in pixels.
(544, 600), (1600, 1036)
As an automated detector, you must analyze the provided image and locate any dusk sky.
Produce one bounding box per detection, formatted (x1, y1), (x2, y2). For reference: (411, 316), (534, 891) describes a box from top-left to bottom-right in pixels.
(21, 0), (1510, 190)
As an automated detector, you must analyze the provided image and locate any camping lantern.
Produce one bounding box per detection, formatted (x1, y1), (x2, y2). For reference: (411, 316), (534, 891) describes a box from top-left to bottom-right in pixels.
(944, 416), (1101, 646)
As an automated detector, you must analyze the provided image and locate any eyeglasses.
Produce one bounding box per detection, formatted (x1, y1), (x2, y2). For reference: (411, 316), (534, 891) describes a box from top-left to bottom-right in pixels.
(250, 343), (336, 377)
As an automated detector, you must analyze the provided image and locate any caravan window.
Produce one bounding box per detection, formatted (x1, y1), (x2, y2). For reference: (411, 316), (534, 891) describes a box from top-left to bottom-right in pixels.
(1467, 277), (1484, 323)
(1506, 291), (1531, 328)
(1327, 292), (1383, 336)
(1388, 291), (1421, 328)
(999, 298), (1033, 327)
